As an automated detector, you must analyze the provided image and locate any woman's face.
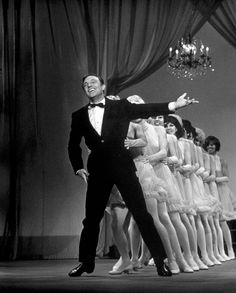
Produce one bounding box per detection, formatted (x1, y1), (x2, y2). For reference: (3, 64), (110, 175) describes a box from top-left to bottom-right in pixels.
(165, 122), (177, 135)
(147, 117), (155, 125)
(194, 133), (204, 146)
(194, 138), (201, 146)
(187, 132), (194, 140)
(183, 128), (188, 139)
(184, 128), (193, 140)
(206, 142), (216, 155)
(154, 115), (164, 126)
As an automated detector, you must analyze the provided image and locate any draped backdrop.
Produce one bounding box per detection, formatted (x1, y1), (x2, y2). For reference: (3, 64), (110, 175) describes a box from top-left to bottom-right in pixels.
(1, 0), (233, 259)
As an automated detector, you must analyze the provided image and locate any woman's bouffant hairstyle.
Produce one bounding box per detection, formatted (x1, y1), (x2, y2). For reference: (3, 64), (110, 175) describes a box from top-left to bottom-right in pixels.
(127, 95), (145, 104)
(164, 115), (184, 139)
(194, 127), (206, 146)
(182, 119), (197, 139)
(203, 135), (221, 152)
(195, 127), (206, 143)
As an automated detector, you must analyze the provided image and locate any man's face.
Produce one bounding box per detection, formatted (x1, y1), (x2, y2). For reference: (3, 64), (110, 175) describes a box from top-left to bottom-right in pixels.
(82, 76), (105, 100)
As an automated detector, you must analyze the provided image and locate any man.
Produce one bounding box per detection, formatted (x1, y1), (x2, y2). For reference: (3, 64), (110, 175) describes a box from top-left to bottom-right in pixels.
(68, 74), (198, 277)
(108, 118), (149, 275)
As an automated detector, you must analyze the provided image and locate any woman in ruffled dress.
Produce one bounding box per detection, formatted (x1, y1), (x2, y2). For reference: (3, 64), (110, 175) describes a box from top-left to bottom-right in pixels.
(126, 95), (194, 274)
(181, 119), (223, 266)
(194, 128), (230, 263)
(109, 110), (173, 275)
(163, 115), (215, 267)
(203, 135), (236, 260)
(163, 115), (208, 270)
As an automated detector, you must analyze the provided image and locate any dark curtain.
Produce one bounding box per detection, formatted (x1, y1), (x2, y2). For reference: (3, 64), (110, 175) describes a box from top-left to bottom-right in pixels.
(0, 0), (219, 260)
(78, 0), (215, 94)
(198, 0), (236, 49)
(0, 0), (90, 260)
(0, 0), (42, 259)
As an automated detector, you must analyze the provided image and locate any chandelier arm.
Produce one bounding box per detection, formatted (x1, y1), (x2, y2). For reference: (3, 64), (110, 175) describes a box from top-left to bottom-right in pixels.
(167, 0), (214, 80)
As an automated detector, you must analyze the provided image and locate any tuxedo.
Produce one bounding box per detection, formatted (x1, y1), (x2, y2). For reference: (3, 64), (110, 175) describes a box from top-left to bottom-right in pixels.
(68, 97), (173, 264)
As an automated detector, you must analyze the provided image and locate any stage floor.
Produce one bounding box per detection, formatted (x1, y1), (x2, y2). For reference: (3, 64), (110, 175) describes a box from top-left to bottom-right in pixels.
(1, 258), (236, 293)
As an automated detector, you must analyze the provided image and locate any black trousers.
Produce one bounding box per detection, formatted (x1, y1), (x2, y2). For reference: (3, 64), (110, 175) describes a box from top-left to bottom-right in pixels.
(78, 157), (166, 264)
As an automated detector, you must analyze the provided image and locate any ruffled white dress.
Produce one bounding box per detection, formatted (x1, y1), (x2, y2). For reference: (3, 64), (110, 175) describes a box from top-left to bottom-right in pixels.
(201, 151), (222, 216)
(134, 156), (168, 202)
(215, 155), (236, 221)
(177, 137), (197, 215)
(143, 123), (183, 213)
(183, 139), (213, 214)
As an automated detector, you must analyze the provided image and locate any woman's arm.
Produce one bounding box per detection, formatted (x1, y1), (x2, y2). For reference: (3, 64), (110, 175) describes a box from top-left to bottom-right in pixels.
(195, 146), (205, 177)
(125, 122), (147, 148)
(145, 125), (167, 165)
(177, 139), (192, 174)
(201, 152), (210, 180)
(166, 134), (179, 167)
(189, 140), (199, 172)
(215, 157), (229, 183)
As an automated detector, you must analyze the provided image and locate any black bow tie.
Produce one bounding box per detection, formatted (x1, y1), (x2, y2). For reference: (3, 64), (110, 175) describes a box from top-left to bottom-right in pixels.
(89, 103), (105, 108)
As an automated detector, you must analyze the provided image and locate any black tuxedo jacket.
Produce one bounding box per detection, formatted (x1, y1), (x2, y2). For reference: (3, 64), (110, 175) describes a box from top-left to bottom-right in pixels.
(68, 97), (173, 174)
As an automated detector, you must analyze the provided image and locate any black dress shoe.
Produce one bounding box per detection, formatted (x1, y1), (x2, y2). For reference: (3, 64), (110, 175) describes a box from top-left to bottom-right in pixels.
(68, 262), (95, 277)
(156, 263), (172, 277)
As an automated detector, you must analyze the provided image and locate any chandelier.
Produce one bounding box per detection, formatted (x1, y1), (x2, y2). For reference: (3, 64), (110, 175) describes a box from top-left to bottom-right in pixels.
(167, 34), (214, 80)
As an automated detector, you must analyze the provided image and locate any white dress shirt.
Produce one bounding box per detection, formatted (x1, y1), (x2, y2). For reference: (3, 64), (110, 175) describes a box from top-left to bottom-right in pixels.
(88, 99), (105, 135)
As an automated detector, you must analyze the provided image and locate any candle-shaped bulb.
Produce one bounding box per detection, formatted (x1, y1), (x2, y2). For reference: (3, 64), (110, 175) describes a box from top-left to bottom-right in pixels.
(175, 49), (179, 59)
(169, 47), (172, 57)
(206, 47), (209, 56)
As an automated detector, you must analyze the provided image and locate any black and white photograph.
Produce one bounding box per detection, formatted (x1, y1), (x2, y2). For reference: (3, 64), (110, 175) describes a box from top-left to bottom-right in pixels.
(1, 1), (236, 292)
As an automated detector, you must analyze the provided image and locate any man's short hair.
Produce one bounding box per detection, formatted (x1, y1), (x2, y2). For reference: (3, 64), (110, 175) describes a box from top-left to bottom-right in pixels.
(82, 74), (105, 87)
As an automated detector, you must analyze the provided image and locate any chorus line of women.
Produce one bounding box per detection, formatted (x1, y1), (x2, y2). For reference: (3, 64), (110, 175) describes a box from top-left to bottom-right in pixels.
(100, 95), (236, 275)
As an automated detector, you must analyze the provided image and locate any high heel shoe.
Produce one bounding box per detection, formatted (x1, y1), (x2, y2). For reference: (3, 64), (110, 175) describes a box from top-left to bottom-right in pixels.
(194, 256), (208, 270)
(168, 260), (180, 275)
(138, 256), (150, 267)
(177, 258), (194, 273)
(202, 256), (214, 267)
(220, 253), (231, 261)
(214, 252), (225, 262)
(209, 255), (222, 265)
(228, 250), (235, 260)
(186, 256), (200, 271)
(112, 257), (122, 271)
(132, 260), (143, 271)
(148, 258), (155, 266)
(109, 262), (133, 275)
